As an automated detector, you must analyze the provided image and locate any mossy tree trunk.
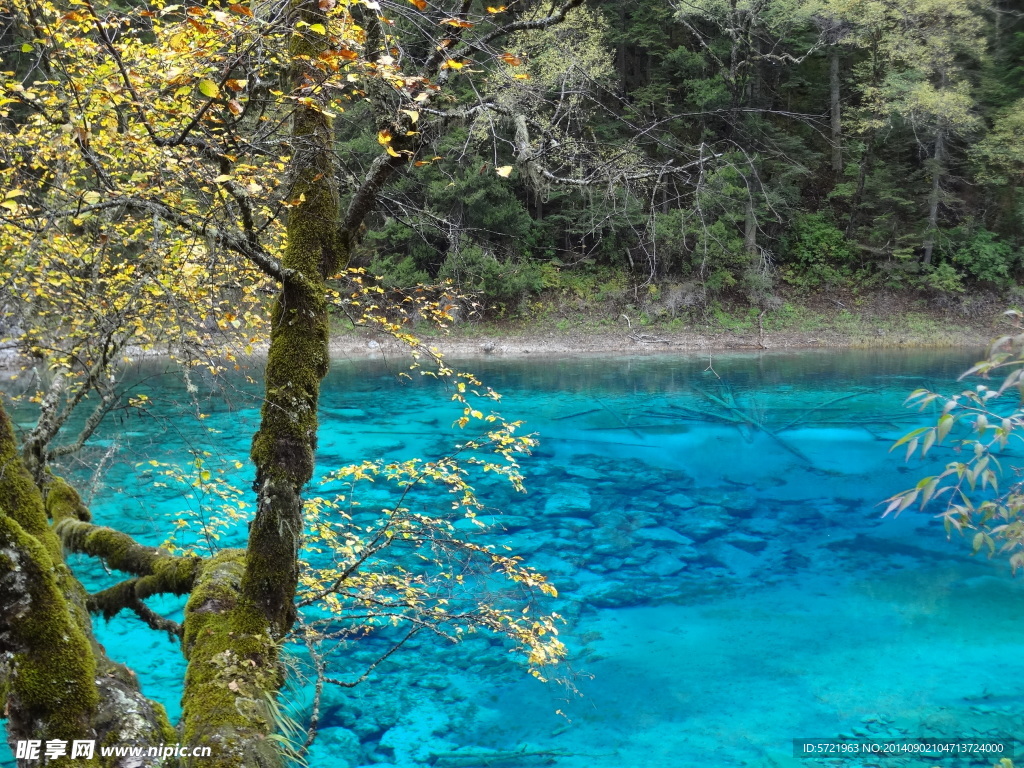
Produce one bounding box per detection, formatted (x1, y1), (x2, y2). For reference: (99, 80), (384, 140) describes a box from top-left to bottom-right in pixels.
(0, 405), (174, 767)
(176, 0), (381, 761)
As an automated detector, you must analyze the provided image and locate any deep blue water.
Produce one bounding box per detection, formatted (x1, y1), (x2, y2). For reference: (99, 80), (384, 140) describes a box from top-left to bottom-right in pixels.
(4, 348), (1024, 767)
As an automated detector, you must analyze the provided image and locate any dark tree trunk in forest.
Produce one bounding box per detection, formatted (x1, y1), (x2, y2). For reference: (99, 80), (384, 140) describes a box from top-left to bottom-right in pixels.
(846, 137), (874, 240)
(922, 127), (945, 266)
(830, 47), (842, 174)
(744, 197), (758, 263)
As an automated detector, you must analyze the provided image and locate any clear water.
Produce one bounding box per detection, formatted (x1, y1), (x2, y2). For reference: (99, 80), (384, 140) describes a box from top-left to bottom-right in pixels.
(4, 348), (1024, 767)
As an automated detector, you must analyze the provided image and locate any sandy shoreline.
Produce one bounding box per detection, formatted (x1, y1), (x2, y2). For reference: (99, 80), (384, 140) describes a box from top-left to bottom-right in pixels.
(325, 323), (995, 361)
(0, 320), (997, 374)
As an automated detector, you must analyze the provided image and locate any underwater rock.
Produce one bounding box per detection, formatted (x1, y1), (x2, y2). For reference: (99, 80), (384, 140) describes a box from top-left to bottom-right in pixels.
(586, 581), (649, 608)
(350, 718), (385, 742)
(722, 532), (769, 553)
(542, 484), (594, 516)
(525, 553), (577, 577)
(740, 516), (780, 536)
(416, 675), (448, 691)
(588, 510), (627, 529)
(311, 727), (362, 768)
(643, 552), (689, 577)
(450, 517), (487, 533)
(698, 490), (757, 515)
(673, 506), (731, 541)
(565, 465), (603, 480)
(704, 540), (764, 578)
(635, 526), (695, 546)
(590, 527), (634, 554)
(664, 492), (698, 509)
(378, 710), (453, 766)
(558, 517), (596, 533)
(468, 514), (533, 531)
(323, 406), (369, 419)
(504, 536), (547, 556)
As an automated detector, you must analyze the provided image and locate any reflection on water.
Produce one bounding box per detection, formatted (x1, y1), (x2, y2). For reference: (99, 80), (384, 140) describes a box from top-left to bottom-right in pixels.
(5, 348), (1024, 767)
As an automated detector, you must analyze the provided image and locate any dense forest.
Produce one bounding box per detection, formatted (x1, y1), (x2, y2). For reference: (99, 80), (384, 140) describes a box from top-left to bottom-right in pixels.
(341, 0), (1024, 316)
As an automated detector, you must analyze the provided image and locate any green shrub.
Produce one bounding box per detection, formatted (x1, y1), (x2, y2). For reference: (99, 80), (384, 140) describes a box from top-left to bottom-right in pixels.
(438, 243), (545, 309)
(920, 262), (965, 294)
(780, 213), (855, 289)
(950, 228), (1016, 285)
(367, 254), (431, 290)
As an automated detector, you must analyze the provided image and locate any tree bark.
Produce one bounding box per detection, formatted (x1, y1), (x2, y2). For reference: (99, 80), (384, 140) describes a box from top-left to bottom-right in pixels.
(0, 405), (174, 767)
(830, 47), (842, 174)
(922, 127), (945, 266)
(177, 0), (345, 761)
(744, 197), (758, 265)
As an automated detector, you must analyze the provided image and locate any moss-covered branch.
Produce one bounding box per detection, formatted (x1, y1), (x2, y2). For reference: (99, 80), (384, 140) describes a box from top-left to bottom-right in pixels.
(125, 591), (183, 639)
(45, 474), (92, 522)
(56, 517), (200, 588)
(180, 550), (285, 768)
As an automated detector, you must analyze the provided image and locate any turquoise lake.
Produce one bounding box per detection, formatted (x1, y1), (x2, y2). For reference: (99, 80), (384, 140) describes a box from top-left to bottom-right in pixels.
(4, 347), (1024, 767)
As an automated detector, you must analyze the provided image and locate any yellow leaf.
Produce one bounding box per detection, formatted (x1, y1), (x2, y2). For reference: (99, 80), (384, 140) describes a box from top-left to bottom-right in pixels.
(495, 165), (513, 177)
(214, 174), (233, 183)
(408, 0), (426, 8)
(441, 59), (465, 70)
(82, 190), (101, 204)
(198, 79), (220, 99)
(309, 23), (326, 35)
(401, 109), (419, 123)
(487, 5), (506, 11)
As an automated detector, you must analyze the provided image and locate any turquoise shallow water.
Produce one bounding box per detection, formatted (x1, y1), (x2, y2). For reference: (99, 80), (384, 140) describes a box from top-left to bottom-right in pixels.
(4, 347), (1024, 767)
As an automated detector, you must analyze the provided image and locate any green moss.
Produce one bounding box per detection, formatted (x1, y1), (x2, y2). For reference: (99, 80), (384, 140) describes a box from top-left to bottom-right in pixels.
(153, 701), (178, 745)
(246, 38), (344, 637)
(0, 515), (99, 765)
(0, 405), (62, 564)
(45, 475), (92, 523)
(57, 518), (200, 590)
(180, 550), (285, 767)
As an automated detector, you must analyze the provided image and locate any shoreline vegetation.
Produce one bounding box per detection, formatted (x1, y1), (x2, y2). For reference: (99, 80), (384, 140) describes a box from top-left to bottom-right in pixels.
(0, 292), (1004, 372)
(327, 291), (1002, 360)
